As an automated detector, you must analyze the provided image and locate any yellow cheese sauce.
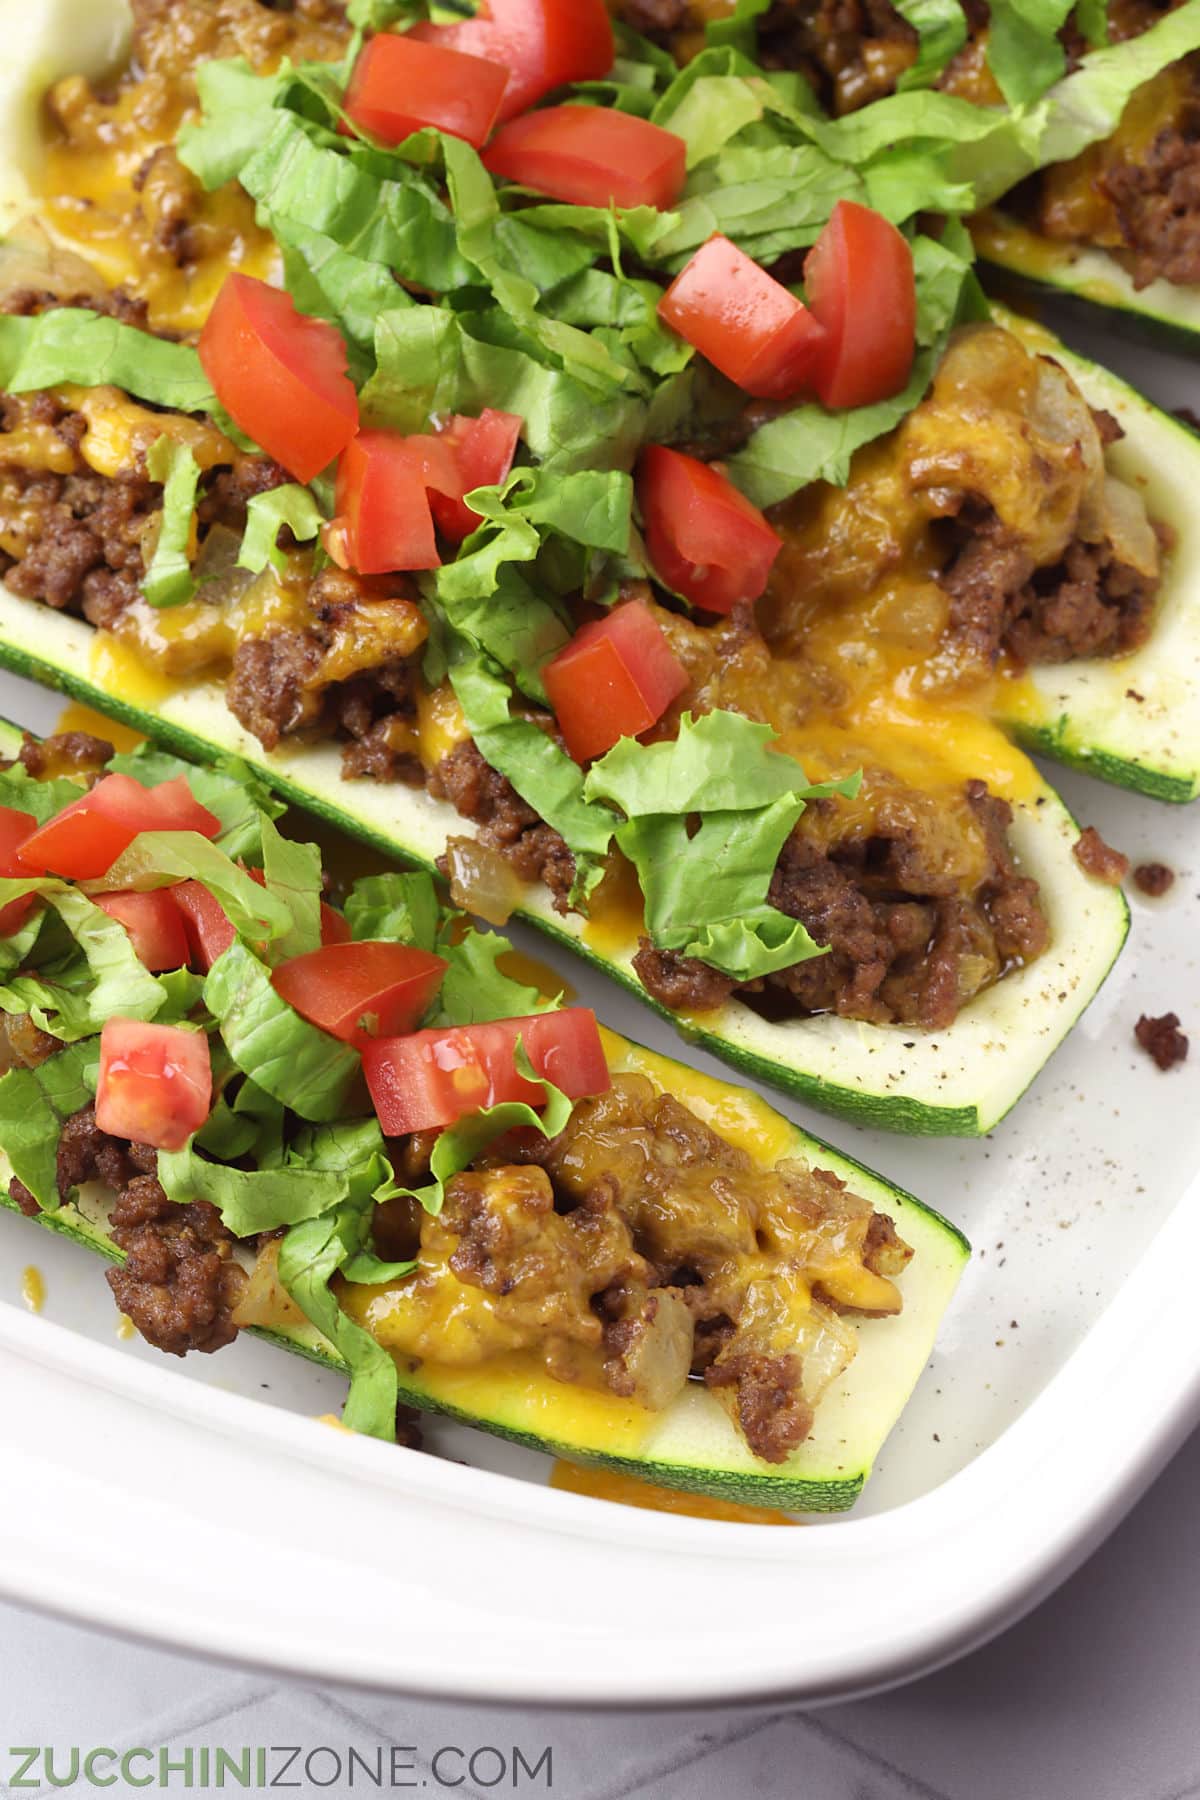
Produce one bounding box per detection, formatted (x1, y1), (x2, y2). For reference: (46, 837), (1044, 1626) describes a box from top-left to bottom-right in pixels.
(55, 699), (144, 754)
(550, 1461), (799, 1524)
(20, 1266), (44, 1312)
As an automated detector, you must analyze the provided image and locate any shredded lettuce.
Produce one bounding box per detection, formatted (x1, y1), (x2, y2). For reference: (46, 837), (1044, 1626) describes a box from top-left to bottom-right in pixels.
(158, 1141), (353, 1236)
(259, 817), (323, 961)
(585, 712), (859, 981)
(238, 485), (325, 575)
(0, 887), (171, 1042)
(195, 1076), (285, 1163)
(143, 438), (201, 610)
(0, 1040), (97, 1212)
(0, 764), (84, 825)
(204, 942), (363, 1122)
(894, 0), (968, 89)
(345, 871), (443, 951)
(433, 928), (560, 1027)
(276, 1117), (407, 1440)
(176, 57), (287, 191)
(0, 311), (216, 414)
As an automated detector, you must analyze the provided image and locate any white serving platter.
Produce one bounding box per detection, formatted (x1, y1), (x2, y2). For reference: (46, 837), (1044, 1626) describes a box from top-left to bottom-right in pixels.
(2, 324), (1200, 1706)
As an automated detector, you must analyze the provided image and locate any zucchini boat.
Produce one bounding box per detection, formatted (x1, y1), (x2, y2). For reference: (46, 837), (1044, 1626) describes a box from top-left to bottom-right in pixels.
(0, 593), (1131, 1137)
(0, 720), (968, 1511)
(990, 307), (1200, 803)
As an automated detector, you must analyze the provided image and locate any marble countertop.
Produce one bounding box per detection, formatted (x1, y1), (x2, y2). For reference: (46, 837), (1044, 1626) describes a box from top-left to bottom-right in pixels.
(2, 1421), (1198, 1800)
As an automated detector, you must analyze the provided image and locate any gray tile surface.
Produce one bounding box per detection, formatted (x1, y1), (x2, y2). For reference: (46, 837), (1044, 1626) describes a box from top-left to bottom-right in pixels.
(4, 1426), (1200, 1800)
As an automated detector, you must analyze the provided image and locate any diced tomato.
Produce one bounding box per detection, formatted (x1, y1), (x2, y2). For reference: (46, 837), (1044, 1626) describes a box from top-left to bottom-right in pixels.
(332, 430), (462, 574)
(0, 804), (37, 936)
(342, 33), (508, 149)
(412, 0), (614, 123)
(658, 235), (826, 401)
(321, 904), (353, 947)
(171, 879), (238, 972)
(17, 775), (222, 882)
(428, 410), (523, 543)
(483, 106), (686, 211)
(95, 1018), (213, 1153)
(95, 890), (191, 972)
(199, 275), (358, 485)
(273, 941), (448, 1049)
(543, 600), (688, 763)
(363, 1008), (610, 1136)
(172, 874), (353, 972)
(637, 446), (781, 614)
(804, 201), (916, 410)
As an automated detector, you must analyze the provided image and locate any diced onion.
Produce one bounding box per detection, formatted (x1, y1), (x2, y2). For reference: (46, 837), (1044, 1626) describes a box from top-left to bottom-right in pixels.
(445, 834), (523, 927)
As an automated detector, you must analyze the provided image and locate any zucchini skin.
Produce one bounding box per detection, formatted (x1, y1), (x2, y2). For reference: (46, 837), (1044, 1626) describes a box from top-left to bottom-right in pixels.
(977, 231), (1200, 356)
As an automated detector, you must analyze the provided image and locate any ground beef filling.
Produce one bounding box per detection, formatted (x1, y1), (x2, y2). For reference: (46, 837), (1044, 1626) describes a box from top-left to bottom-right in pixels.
(428, 741), (577, 913)
(632, 776), (1048, 1026)
(107, 1174), (246, 1357)
(366, 1073), (910, 1463)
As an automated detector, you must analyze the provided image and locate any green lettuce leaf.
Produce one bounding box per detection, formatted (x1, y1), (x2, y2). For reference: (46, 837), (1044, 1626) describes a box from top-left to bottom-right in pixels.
(276, 1116), (405, 1439)
(158, 1141), (353, 1236)
(205, 941), (362, 1121)
(0, 764), (85, 825)
(0, 311), (216, 413)
(0, 887), (169, 1041)
(143, 438), (201, 610)
(432, 927), (559, 1026)
(345, 871), (443, 950)
(985, 0), (1074, 108)
(277, 1203), (400, 1438)
(176, 56), (287, 191)
(260, 817), (323, 961)
(240, 111), (475, 297)
(894, 0), (969, 87)
(238, 485), (325, 575)
(585, 711), (859, 981)
(195, 1076), (285, 1163)
(0, 1039), (97, 1212)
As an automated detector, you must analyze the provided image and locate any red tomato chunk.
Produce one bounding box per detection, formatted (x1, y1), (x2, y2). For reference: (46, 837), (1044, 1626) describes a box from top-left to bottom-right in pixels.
(658, 235), (826, 401)
(273, 941), (449, 1049)
(95, 891), (191, 972)
(429, 410), (523, 543)
(543, 599), (688, 763)
(413, 0), (614, 123)
(804, 201), (917, 409)
(332, 430), (462, 574)
(17, 775), (222, 881)
(199, 275), (358, 484)
(0, 804), (37, 936)
(343, 33), (509, 149)
(637, 446), (781, 614)
(363, 1008), (610, 1135)
(171, 875), (350, 972)
(95, 1019), (213, 1152)
(484, 106), (686, 211)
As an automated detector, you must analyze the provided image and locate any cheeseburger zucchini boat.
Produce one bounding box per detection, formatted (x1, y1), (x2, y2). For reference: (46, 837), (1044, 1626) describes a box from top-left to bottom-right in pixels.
(623, 0), (1200, 344)
(0, 722), (966, 1511)
(0, 0), (1166, 1137)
